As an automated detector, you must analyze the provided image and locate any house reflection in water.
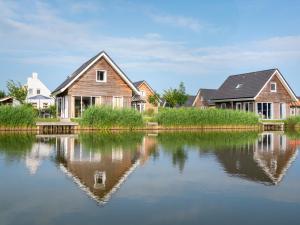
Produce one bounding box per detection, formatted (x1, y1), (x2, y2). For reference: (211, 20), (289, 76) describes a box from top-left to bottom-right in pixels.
(216, 133), (298, 185)
(25, 137), (53, 175)
(55, 135), (157, 205)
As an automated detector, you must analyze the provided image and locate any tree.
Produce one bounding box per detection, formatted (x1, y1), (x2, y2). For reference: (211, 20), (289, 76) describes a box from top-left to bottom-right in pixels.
(163, 82), (188, 107)
(148, 92), (161, 107)
(6, 80), (28, 104)
(175, 82), (188, 107)
(163, 88), (177, 108)
(0, 90), (5, 99)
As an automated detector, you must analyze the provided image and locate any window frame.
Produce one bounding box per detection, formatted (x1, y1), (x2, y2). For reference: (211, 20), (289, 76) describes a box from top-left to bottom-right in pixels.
(96, 70), (107, 83)
(270, 82), (277, 92)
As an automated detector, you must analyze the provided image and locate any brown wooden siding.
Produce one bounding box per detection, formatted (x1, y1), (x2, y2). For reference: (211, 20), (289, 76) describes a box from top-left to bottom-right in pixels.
(255, 74), (293, 118)
(68, 57), (132, 97)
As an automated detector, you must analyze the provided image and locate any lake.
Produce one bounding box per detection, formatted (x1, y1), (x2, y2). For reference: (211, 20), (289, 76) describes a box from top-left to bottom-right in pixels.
(0, 131), (300, 225)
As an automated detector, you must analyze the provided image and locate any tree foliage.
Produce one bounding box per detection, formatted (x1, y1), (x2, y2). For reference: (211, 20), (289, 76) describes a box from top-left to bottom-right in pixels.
(163, 82), (188, 107)
(148, 92), (161, 107)
(6, 80), (28, 104)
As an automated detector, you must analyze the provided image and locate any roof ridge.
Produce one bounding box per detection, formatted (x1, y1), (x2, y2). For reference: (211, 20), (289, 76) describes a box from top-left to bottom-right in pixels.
(228, 68), (277, 78)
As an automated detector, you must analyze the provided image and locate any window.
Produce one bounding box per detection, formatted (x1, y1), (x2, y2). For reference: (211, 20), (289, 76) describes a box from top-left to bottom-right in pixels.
(236, 103), (242, 110)
(28, 88), (33, 95)
(221, 103), (227, 109)
(94, 171), (106, 189)
(270, 82), (277, 92)
(140, 90), (146, 97)
(113, 97), (123, 108)
(32, 103), (37, 108)
(244, 102), (250, 112)
(236, 84), (243, 89)
(43, 103), (48, 109)
(257, 103), (272, 119)
(96, 70), (107, 82)
(37, 89), (41, 95)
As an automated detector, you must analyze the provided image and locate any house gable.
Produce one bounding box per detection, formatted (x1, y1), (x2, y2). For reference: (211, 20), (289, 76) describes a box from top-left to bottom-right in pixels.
(68, 57), (133, 97)
(255, 70), (297, 102)
(134, 81), (158, 110)
(52, 51), (140, 96)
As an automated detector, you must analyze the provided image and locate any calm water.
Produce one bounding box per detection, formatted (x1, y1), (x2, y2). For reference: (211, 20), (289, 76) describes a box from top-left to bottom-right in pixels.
(0, 131), (300, 225)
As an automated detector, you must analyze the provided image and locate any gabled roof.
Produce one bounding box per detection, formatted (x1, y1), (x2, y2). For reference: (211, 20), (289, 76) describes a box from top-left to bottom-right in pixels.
(0, 96), (13, 102)
(133, 80), (156, 94)
(27, 94), (53, 100)
(213, 69), (276, 100)
(183, 95), (196, 107)
(194, 88), (217, 106)
(52, 51), (140, 95)
(212, 69), (298, 101)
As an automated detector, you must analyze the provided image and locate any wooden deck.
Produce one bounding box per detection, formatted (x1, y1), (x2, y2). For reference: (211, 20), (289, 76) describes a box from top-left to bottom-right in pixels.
(262, 122), (285, 131)
(36, 122), (78, 134)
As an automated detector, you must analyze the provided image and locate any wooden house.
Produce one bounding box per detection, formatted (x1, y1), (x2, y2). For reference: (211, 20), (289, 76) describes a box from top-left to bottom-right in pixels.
(132, 80), (159, 112)
(193, 89), (217, 108)
(212, 69), (298, 120)
(52, 51), (142, 119)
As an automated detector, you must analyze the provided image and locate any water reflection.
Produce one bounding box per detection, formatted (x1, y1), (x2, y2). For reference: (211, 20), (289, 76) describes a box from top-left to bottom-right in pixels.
(0, 131), (299, 208)
(55, 133), (157, 205)
(215, 132), (298, 185)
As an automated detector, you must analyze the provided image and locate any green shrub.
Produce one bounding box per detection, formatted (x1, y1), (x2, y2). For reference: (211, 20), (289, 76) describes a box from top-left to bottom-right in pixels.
(0, 105), (37, 127)
(156, 108), (259, 126)
(80, 106), (144, 129)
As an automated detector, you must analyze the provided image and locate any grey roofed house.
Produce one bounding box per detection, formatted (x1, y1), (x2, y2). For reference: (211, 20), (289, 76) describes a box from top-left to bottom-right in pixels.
(183, 95), (196, 107)
(212, 69), (277, 100)
(196, 88), (218, 106)
(211, 68), (298, 120)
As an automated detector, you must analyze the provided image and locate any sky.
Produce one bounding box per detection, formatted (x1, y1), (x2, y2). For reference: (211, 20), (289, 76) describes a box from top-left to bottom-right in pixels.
(1, 0), (300, 95)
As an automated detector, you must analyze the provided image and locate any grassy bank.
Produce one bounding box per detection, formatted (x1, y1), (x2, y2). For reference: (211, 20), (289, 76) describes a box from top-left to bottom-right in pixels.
(0, 105), (37, 128)
(80, 106), (144, 129)
(155, 108), (259, 127)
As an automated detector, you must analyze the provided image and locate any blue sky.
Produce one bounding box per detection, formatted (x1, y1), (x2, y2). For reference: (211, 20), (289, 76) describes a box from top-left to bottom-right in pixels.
(1, 0), (300, 95)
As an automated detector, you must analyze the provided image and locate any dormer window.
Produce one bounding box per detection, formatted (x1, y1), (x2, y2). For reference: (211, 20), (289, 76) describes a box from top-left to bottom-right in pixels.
(96, 70), (107, 82)
(270, 82), (277, 92)
(236, 84), (243, 89)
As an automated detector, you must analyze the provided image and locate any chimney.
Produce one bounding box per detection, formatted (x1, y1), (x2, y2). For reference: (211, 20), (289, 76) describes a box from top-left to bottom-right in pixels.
(32, 72), (38, 79)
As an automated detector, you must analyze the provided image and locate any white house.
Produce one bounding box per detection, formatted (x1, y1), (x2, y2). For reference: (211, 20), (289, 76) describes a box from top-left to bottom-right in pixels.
(26, 72), (54, 109)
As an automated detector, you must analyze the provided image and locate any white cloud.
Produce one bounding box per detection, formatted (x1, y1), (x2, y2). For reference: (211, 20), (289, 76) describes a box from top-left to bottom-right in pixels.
(150, 14), (203, 32)
(0, 0), (300, 88)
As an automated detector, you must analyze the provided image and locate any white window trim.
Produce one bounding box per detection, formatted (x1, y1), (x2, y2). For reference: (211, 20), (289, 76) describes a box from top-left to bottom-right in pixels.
(140, 90), (146, 97)
(112, 96), (124, 109)
(270, 82), (277, 92)
(256, 102), (273, 120)
(96, 70), (107, 83)
(236, 103), (242, 110)
(243, 102), (250, 111)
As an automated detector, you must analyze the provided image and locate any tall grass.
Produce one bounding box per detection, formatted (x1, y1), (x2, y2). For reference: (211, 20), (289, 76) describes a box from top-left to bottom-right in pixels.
(80, 106), (144, 129)
(0, 105), (37, 127)
(156, 108), (259, 126)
